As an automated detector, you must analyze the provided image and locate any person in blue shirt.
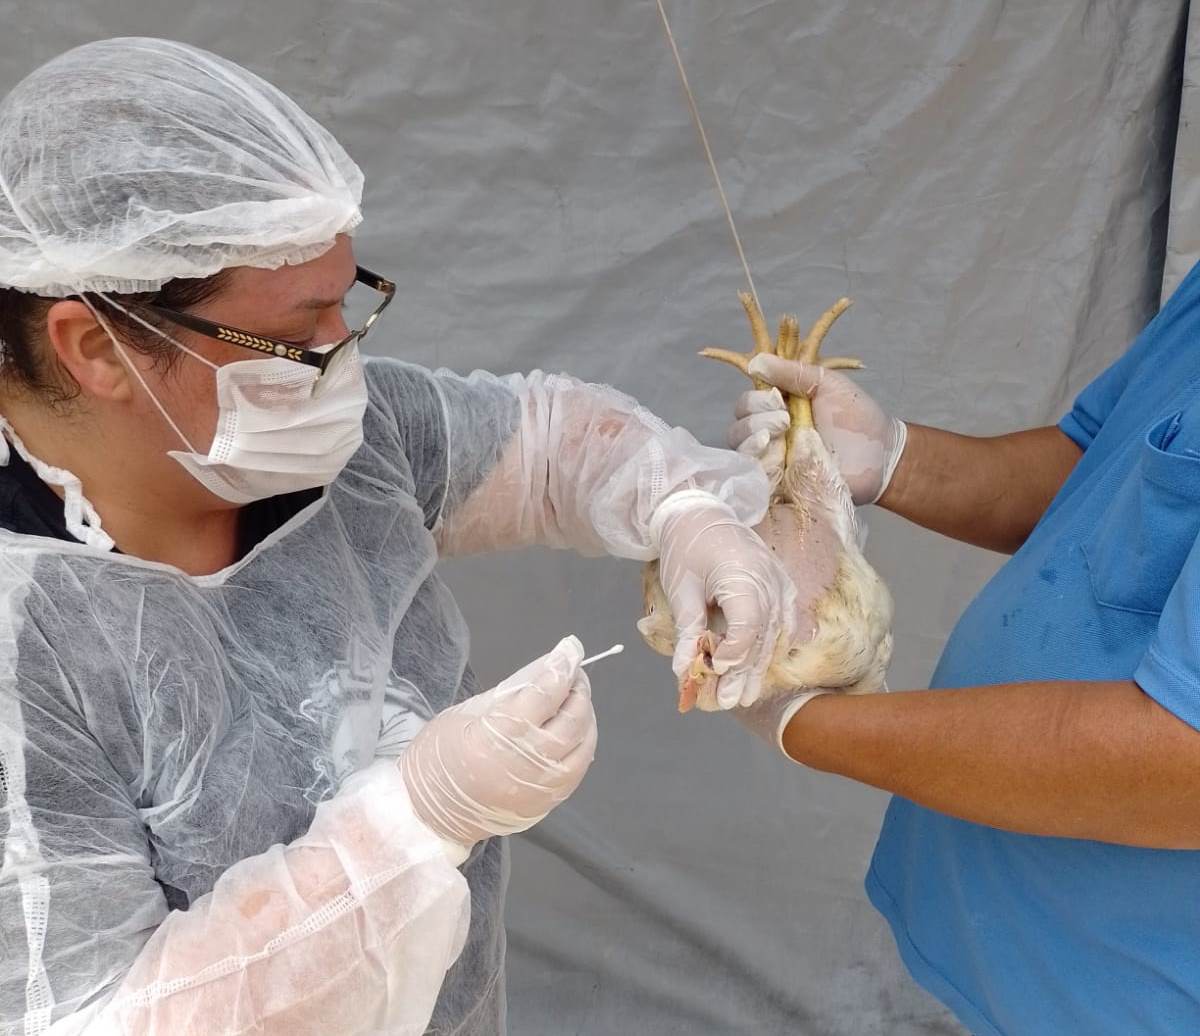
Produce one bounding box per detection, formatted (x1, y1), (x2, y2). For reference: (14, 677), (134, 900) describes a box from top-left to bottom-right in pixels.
(729, 266), (1200, 1035)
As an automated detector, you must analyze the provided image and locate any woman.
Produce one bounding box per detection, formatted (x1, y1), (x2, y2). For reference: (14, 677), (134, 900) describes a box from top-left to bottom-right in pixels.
(0, 37), (795, 1035)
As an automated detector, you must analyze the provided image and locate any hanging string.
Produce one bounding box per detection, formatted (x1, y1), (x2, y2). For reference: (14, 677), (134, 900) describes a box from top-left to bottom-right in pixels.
(655, 0), (762, 314)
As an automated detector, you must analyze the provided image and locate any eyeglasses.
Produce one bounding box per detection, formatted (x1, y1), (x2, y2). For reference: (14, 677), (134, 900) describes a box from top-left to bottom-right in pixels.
(135, 266), (396, 375)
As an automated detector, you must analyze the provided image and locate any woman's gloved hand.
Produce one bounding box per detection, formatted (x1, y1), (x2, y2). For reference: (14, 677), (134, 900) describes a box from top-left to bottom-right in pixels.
(651, 490), (798, 711)
(731, 354), (908, 506)
(400, 636), (597, 860)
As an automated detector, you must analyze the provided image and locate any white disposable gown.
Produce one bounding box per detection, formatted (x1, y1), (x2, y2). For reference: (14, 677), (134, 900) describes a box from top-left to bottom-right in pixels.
(0, 358), (767, 1034)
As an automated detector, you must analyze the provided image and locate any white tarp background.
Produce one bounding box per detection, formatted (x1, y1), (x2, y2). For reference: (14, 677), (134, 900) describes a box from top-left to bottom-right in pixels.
(0, 2), (1191, 1033)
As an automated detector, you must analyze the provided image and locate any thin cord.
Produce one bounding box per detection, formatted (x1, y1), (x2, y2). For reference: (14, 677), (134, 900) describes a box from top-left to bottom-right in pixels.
(655, 0), (761, 314)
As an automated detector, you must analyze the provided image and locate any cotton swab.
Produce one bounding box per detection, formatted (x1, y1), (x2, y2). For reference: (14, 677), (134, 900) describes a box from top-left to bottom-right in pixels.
(580, 643), (625, 668)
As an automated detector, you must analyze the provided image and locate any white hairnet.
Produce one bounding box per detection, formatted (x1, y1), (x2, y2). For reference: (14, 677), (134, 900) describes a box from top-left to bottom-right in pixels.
(0, 37), (363, 297)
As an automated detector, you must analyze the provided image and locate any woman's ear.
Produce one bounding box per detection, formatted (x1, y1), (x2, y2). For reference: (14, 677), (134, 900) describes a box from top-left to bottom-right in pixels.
(44, 300), (135, 402)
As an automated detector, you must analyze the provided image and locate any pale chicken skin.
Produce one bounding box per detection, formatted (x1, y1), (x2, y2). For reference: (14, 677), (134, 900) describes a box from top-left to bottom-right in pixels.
(639, 295), (893, 712)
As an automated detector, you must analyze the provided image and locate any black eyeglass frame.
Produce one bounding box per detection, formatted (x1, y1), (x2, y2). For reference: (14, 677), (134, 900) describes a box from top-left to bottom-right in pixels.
(135, 266), (396, 374)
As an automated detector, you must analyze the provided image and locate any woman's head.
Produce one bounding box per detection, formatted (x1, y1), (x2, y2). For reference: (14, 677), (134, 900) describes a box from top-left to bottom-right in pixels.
(0, 232), (363, 536)
(0, 39), (369, 524)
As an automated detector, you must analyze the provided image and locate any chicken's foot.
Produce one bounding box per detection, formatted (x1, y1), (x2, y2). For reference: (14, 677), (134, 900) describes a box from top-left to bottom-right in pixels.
(700, 294), (862, 472)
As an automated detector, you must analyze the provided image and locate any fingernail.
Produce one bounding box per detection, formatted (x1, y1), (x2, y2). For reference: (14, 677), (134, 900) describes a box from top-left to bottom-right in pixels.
(556, 635), (584, 663)
(767, 413), (790, 432)
(747, 355), (771, 377)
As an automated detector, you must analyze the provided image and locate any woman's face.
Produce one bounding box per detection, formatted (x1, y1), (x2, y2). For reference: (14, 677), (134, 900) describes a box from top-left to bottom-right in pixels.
(139, 234), (360, 458)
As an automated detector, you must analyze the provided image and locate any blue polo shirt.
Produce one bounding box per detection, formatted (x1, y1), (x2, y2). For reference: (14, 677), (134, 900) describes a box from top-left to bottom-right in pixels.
(866, 261), (1200, 1036)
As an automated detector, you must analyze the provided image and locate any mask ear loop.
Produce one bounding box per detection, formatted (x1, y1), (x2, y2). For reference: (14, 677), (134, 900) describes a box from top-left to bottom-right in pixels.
(82, 294), (209, 455)
(90, 292), (220, 371)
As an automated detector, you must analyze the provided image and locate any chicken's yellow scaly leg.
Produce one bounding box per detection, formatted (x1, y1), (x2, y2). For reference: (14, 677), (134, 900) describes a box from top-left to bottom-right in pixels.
(700, 295), (861, 404)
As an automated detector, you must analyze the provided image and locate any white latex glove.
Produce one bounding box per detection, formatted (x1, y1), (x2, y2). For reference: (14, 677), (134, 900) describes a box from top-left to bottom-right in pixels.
(401, 636), (597, 859)
(734, 690), (830, 754)
(727, 386), (790, 492)
(737, 354), (908, 505)
(650, 490), (798, 710)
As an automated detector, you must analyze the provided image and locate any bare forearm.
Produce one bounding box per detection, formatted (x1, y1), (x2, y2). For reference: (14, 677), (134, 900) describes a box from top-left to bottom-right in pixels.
(879, 424), (1082, 553)
(782, 680), (1200, 849)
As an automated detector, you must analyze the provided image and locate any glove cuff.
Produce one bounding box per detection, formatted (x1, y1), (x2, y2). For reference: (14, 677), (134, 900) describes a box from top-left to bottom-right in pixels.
(735, 690), (830, 753)
(773, 691), (830, 752)
(870, 418), (909, 505)
(646, 489), (734, 548)
(395, 755), (474, 868)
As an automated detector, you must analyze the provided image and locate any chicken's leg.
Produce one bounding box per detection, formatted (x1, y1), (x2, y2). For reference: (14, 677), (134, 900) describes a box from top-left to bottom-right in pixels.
(700, 291), (776, 388)
(701, 294), (862, 472)
(701, 294), (862, 394)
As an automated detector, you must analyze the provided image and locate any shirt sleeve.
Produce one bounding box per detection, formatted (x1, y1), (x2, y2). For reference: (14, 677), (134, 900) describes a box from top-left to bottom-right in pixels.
(1060, 259), (1200, 451)
(1134, 530), (1200, 732)
(1059, 326), (1161, 452)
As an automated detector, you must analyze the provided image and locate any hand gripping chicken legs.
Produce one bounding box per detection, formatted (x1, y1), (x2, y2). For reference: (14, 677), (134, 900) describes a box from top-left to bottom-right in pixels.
(639, 294), (894, 712)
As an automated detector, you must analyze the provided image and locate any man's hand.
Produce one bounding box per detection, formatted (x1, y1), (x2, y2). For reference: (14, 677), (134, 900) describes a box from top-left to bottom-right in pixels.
(738, 353), (908, 505)
(728, 354), (1082, 554)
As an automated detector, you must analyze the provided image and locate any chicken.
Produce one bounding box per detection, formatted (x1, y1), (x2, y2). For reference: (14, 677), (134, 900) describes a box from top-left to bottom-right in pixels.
(638, 293), (894, 712)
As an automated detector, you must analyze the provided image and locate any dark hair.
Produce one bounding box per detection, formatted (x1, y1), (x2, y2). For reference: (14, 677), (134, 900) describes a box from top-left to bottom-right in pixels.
(0, 271), (231, 405)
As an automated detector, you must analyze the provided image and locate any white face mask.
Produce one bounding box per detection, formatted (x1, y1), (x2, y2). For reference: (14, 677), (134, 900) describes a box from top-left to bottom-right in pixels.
(88, 298), (369, 504)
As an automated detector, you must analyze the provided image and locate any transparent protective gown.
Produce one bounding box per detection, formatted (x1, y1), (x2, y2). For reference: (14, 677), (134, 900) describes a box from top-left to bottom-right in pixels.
(0, 358), (766, 1035)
